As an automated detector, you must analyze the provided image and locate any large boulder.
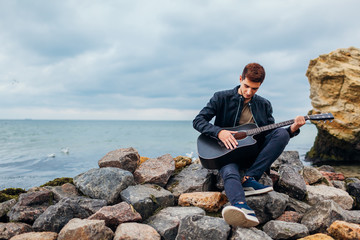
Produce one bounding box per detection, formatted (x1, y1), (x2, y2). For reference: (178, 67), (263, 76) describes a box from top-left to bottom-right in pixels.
(0, 222), (32, 240)
(166, 163), (213, 198)
(178, 192), (227, 212)
(73, 167), (135, 204)
(120, 184), (175, 220)
(306, 185), (354, 210)
(271, 151), (304, 172)
(88, 202), (142, 231)
(246, 191), (289, 224)
(327, 220), (360, 240)
(43, 183), (81, 202)
(306, 46), (360, 163)
(9, 232), (58, 240)
(262, 220), (309, 239)
(98, 147), (140, 173)
(7, 190), (53, 224)
(57, 218), (114, 240)
(0, 199), (16, 221)
(301, 200), (349, 233)
(32, 197), (107, 233)
(133, 154), (175, 187)
(229, 227), (272, 240)
(275, 165), (307, 200)
(145, 206), (205, 240)
(175, 215), (230, 240)
(114, 222), (160, 240)
(347, 180), (360, 210)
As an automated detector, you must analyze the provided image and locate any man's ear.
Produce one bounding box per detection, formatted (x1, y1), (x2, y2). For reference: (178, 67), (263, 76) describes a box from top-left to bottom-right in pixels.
(239, 75), (242, 83)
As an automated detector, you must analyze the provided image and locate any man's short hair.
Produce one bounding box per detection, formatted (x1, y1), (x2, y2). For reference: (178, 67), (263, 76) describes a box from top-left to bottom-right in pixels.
(241, 63), (265, 83)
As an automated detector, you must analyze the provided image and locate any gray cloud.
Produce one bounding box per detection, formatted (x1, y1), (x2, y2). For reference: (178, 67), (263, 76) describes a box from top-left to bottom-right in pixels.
(0, 0), (359, 120)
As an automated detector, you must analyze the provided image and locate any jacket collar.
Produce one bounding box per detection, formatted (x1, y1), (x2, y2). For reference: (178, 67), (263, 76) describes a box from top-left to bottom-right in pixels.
(233, 85), (258, 102)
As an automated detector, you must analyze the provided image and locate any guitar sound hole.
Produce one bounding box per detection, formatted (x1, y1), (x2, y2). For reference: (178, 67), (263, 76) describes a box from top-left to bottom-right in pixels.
(234, 131), (247, 140)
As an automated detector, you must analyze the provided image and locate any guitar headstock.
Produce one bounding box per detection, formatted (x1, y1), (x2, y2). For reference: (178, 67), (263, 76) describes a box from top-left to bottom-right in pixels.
(307, 113), (334, 122)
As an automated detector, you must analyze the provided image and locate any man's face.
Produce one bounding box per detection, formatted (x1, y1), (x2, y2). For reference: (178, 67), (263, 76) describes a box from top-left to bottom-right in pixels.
(239, 77), (261, 101)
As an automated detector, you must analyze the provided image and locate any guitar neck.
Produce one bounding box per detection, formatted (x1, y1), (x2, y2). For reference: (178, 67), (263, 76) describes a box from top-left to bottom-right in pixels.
(246, 116), (310, 136)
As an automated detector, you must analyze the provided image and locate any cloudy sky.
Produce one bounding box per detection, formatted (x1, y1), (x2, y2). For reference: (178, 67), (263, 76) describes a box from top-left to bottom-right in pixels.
(0, 0), (359, 120)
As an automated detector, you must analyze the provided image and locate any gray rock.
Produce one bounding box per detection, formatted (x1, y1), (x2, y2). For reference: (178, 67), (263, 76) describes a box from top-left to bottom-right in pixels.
(7, 190), (53, 224)
(306, 185), (354, 210)
(317, 165), (336, 172)
(175, 215), (230, 240)
(213, 169), (224, 190)
(32, 197), (107, 233)
(0, 222), (33, 240)
(259, 173), (274, 187)
(286, 197), (311, 214)
(302, 166), (323, 184)
(275, 165), (307, 200)
(120, 184), (175, 220)
(166, 163), (213, 198)
(98, 147), (140, 173)
(114, 222), (161, 240)
(214, 169), (247, 191)
(44, 183), (81, 202)
(262, 220), (309, 239)
(88, 202), (142, 231)
(332, 180), (347, 191)
(134, 154), (175, 187)
(230, 227), (272, 240)
(58, 218), (114, 240)
(347, 181), (360, 209)
(247, 191), (289, 224)
(9, 232), (58, 240)
(271, 151), (303, 172)
(0, 199), (16, 220)
(301, 200), (349, 233)
(146, 206), (205, 240)
(346, 177), (360, 184)
(345, 210), (360, 224)
(73, 167), (135, 204)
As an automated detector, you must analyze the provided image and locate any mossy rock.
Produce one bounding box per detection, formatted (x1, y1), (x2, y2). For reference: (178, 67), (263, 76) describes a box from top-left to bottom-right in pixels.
(40, 177), (74, 187)
(306, 128), (360, 163)
(0, 188), (26, 203)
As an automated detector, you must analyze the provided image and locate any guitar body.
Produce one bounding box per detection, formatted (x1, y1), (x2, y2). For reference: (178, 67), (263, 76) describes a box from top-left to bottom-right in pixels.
(197, 124), (260, 169)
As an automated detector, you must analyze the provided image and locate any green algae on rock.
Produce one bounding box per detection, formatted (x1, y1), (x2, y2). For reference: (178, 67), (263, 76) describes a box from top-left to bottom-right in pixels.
(40, 177), (74, 187)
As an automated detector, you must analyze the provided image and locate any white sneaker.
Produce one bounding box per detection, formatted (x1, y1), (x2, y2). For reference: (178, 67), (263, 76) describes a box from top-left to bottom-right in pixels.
(222, 203), (259, 227)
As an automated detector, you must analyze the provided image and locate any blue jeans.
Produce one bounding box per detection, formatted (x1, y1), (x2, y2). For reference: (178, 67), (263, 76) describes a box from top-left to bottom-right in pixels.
(219, 128), (290, 205)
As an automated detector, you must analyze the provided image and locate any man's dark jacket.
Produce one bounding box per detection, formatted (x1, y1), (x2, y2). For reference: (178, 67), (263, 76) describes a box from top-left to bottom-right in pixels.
(193, 85), (298, 138)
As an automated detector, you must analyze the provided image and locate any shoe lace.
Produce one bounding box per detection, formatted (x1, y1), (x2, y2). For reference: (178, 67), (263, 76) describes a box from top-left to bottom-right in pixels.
(242, 176), (254, 183)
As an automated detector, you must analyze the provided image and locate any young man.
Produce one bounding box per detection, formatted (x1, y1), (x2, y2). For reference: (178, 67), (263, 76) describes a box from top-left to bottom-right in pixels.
(193, 63), (305, 227)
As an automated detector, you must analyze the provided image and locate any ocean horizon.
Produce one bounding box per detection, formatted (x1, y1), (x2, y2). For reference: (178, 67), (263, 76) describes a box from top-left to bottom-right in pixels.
(1, 119), (318, 190)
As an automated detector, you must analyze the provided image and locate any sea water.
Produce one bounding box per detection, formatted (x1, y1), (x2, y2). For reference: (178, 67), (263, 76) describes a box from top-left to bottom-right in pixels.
(0, 120), (318, 190)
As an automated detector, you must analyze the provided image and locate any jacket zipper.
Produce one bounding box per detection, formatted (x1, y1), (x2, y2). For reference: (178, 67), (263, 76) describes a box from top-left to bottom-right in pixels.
(233, 97), (242, 127)
(249, 102), (258, 126)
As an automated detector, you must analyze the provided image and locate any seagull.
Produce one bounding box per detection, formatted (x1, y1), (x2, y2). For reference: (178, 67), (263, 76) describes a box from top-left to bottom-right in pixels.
(61, 147), (70, 154)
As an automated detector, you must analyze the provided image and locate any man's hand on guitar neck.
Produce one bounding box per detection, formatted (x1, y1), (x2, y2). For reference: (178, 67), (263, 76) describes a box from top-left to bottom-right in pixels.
(218, 130), (238, 150)
(290, 116), (306, 133)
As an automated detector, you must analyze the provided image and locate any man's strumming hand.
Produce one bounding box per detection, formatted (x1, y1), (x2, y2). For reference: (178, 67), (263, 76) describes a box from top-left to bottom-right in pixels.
(218, 130), (238, 150)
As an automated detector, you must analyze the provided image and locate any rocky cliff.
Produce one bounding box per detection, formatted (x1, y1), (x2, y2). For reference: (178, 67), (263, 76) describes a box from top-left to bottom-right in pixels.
(306, 46), (360, 163)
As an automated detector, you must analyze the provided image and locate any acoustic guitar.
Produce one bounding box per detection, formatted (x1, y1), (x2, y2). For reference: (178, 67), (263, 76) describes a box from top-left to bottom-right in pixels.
(197, 113), (334, 169)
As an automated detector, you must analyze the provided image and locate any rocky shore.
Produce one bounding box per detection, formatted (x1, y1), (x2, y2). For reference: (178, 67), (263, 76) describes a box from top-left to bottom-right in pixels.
(1, 148), (360, 240)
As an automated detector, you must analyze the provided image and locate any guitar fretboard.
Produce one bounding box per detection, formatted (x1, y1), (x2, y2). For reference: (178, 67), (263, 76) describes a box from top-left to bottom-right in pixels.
(246, 116), (311, 136)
